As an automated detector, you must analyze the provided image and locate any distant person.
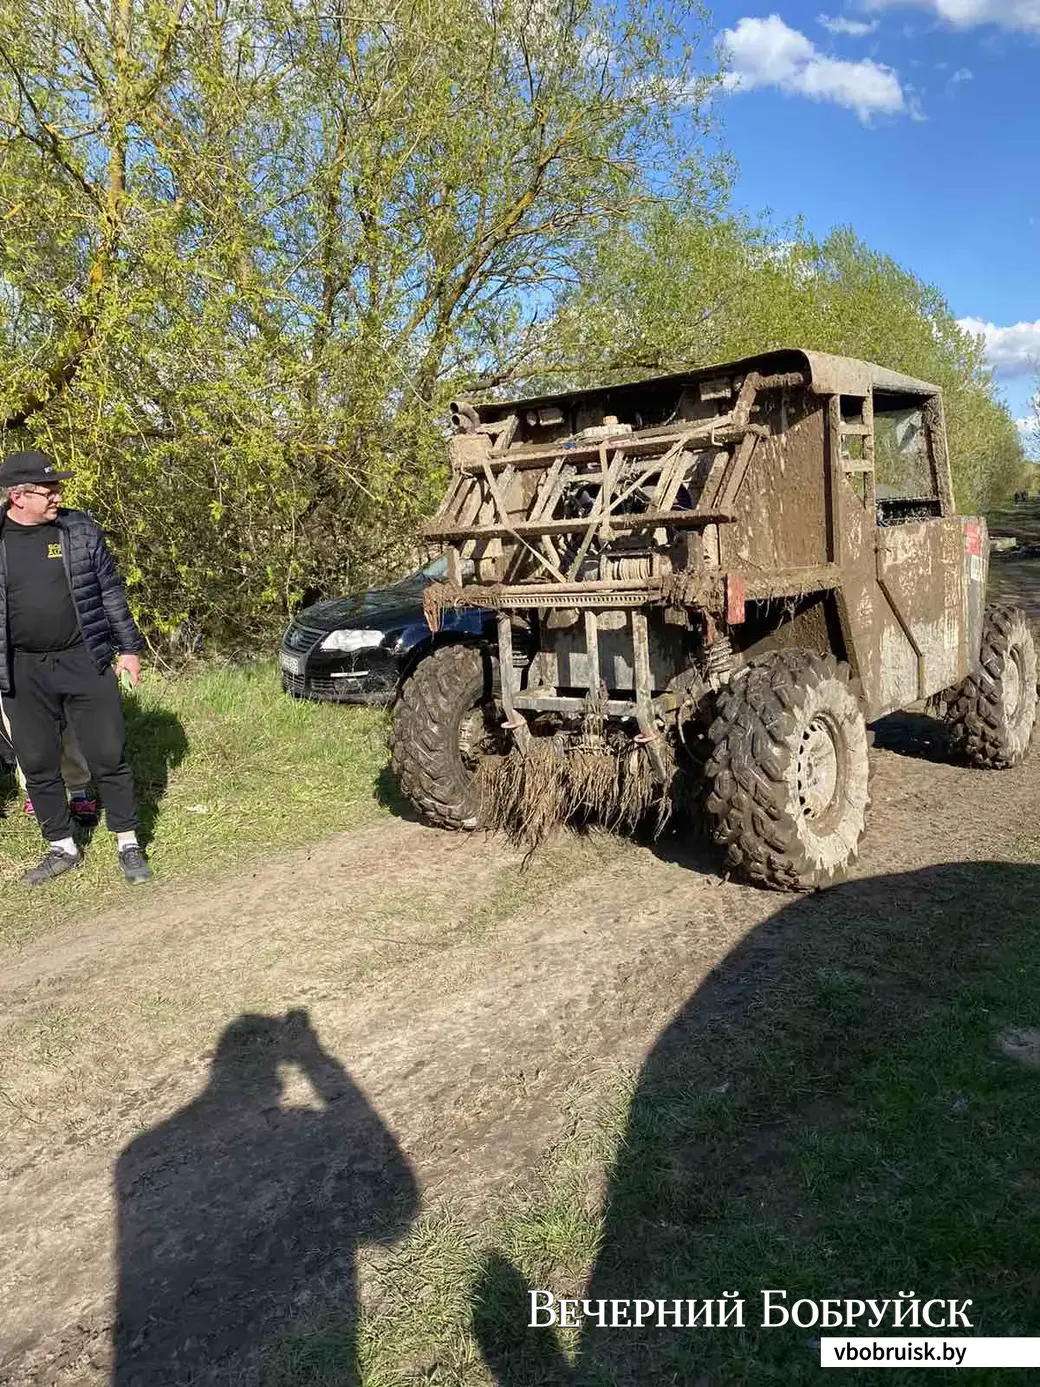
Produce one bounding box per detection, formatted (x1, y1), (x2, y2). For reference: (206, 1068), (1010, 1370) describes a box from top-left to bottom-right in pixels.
(0, 450), (152, 885)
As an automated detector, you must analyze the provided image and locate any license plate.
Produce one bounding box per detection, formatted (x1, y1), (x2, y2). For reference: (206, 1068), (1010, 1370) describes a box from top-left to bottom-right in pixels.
(280, 652), (303, 676)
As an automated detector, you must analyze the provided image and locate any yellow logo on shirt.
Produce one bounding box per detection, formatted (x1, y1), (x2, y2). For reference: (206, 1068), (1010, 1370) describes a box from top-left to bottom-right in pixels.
(47, 543), (62, 559)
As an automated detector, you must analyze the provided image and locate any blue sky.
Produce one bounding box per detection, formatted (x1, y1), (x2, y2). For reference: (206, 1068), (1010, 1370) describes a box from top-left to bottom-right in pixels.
(705, 0), (1040, 453)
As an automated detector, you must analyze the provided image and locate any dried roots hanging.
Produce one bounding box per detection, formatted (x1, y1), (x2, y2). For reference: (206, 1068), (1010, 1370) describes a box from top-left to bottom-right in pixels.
(476, 738), (673, 852)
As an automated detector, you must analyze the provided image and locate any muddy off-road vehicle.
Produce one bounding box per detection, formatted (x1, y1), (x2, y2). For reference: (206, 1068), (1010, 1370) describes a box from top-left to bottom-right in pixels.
(391, 349), (1038, 890)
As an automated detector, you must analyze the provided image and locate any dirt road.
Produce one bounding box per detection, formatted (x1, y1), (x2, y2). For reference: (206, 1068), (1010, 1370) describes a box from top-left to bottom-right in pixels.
(1, 698), (1038, 1384)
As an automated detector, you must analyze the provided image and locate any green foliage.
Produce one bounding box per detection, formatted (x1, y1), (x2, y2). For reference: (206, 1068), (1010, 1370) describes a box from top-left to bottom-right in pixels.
(1027, 381), (1040, 466)
(0, 0), (723, 652)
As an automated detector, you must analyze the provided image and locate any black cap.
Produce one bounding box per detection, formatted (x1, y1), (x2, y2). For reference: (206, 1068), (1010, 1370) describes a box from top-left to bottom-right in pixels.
(0, 450), (74, 488)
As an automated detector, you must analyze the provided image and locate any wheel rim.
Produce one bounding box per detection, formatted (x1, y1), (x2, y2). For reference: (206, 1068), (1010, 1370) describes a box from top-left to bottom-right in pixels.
(1003, 644), (1025, 723)
(458, 705), (497, 768)
(797, 714), (843, 823)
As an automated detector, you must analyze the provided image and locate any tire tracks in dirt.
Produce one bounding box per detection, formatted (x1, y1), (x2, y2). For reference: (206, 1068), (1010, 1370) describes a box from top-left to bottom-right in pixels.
(1, 734), (1038, 1383)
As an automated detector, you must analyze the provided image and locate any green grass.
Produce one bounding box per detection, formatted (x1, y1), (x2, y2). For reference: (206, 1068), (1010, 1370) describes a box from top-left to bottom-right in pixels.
(262, 856), (1040, 1387)
(263, 1085), (628, 1387)
(0, 662), (391, 944)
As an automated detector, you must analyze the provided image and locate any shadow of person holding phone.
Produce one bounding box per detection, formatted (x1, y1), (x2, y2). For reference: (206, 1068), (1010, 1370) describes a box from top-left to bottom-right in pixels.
(112, 1008), (418, 1386)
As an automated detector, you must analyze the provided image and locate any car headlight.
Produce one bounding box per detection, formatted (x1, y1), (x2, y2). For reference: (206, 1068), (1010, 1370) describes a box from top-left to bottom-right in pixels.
(319, 628), (385, 653)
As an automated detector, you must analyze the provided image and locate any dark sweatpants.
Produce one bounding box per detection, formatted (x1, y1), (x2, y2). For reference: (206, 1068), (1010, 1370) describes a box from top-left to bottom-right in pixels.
(4, 644), (138, 839)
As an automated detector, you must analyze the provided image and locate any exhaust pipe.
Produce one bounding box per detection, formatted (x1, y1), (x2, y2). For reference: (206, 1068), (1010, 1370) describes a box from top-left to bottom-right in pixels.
(450, 400), (480, 434)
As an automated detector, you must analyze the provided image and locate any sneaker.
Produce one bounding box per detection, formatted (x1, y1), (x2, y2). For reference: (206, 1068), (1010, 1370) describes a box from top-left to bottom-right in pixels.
(70, 794), (99, 826)
(118, 844), (153, 885)
(22, 846), (82, 886)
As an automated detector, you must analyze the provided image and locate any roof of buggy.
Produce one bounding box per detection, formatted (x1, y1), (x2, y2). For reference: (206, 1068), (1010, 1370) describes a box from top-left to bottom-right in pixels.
(467, 349), (940, 423)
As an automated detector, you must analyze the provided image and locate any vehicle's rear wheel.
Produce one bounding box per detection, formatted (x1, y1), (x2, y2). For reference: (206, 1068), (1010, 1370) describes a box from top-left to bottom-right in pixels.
(945, 603), (1037, 768)
(704, 648), (870, 891)
(391, 644), (500, 830)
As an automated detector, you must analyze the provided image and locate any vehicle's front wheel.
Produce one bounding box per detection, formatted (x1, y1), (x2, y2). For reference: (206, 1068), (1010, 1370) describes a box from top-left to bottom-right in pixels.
(391, 644), (501, 830)
(704, 649), (870, 891)
(945, 603), (1037, 768)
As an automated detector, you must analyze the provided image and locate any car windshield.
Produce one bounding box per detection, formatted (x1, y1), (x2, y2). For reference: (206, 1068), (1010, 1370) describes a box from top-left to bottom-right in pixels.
(403, 553), (474, 583)
(417, 554), (449, 581)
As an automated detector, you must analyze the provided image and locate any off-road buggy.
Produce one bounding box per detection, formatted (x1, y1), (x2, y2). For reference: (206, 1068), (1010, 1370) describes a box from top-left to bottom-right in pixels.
(391, 349), (1038, 890)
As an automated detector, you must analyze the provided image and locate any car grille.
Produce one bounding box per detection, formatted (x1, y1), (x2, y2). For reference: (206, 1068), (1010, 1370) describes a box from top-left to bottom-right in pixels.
(282, 669), (396, 702)
(283, 622), (325, 654)
(284, 670), (375, 701)
(284, 671), (342, 698)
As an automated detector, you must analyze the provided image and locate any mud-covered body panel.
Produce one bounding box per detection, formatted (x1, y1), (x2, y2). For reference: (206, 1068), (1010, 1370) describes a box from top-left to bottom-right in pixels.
(421, 347), (984, 721)
(720, 401), (828, 574)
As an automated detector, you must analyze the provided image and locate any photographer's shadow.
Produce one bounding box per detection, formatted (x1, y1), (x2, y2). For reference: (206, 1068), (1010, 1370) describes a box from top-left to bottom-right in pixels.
(112, 1009), (418, 1386)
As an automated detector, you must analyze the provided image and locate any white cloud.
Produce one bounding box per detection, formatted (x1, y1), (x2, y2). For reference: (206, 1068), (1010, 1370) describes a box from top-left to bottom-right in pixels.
(818, 13), (880, 33)
(958, 318), (1040, 375)
(867, 0), (1040, 34)
(722, 15), (815, 85)
(721, 15), (905, 119)
(950, 66), (974, 79)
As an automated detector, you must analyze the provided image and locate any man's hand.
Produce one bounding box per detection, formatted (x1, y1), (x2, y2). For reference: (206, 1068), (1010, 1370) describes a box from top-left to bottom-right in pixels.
(114, 654), (142, 686)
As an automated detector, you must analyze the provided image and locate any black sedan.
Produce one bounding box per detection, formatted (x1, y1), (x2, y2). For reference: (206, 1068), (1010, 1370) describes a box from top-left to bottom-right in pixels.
(279, 555), (491, 704)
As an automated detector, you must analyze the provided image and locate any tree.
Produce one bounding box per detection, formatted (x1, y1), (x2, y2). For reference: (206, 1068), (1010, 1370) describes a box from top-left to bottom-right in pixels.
(0, 0), (187, 426)
(0, 0), (725, 650)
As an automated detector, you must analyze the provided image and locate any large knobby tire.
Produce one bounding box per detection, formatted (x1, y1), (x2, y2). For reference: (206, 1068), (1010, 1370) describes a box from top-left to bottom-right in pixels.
(945, 603), (1038, 768)
(391, 643), (498, 830)
(705, 649), (871, 892)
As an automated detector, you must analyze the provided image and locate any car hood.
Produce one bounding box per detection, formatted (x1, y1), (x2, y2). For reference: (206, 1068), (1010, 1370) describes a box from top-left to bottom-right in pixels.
(296, 580), (427, 632)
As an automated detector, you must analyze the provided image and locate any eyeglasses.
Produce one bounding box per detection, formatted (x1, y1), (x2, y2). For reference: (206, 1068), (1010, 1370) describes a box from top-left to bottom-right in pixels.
(16, 485), (62, 499)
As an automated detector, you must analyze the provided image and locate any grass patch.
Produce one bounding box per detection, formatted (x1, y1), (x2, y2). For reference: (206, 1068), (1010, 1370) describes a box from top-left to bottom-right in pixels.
(0, 661), (390, 946)
(264, 1082), (629, 1387)
(262, 857), (1040, 1386)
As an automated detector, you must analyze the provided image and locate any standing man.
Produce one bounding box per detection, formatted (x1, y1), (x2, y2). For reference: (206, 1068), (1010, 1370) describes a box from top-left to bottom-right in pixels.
(0, 449), (152, 885)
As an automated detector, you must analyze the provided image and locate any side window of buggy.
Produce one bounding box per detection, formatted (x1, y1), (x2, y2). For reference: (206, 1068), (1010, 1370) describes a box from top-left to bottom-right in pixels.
(873, 396), (940, 525)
